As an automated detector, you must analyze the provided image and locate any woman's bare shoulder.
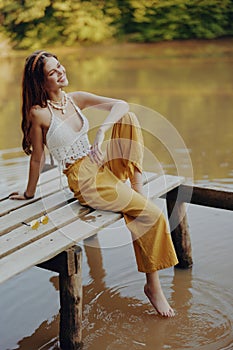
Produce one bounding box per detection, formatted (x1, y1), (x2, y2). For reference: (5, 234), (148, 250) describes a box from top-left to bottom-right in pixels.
(68, 91), (97, 110)
(30, 105), (50, 126)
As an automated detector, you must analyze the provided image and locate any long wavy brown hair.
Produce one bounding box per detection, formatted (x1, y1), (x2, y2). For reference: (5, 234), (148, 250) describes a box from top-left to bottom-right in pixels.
(22, 50), (57, 155)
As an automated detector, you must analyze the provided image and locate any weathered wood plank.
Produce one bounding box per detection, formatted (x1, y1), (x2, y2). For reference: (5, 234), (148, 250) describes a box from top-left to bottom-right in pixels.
(0, 190), (74, 234)
(0, 209), (122, 284)
(0, 157), (28, 165)
(0, 147), (23, 155)
(0, 181), (27, 201)
(0, 171), (158, 235)
(0, 170), (156, 215)
(0, 201), (91, 258)
(0, 176), (64, 216)
(0, 166), (59, 201)
(144, 175), (184, 199)
(165, 184), (233, 211)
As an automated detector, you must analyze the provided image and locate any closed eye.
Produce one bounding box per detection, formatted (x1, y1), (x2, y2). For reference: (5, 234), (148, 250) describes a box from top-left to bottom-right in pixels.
(48, 62), (61, 76)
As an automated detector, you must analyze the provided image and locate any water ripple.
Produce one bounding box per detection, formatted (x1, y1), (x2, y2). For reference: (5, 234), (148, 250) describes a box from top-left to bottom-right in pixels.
(82, 276), (233, 350)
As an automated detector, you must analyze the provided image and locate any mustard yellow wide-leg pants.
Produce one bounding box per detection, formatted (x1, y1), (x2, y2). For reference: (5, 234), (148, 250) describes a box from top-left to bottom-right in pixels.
(64, 112), (178, 273)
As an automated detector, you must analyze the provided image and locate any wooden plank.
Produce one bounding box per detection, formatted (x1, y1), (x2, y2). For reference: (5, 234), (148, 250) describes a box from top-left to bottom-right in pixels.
(0, 176), (65, 216)
(0, 157), (29, 165)
(0, 147), (23, 155)
(165, 184), (233, 211)
(144, 175), (184, 199)
(39, 166), (60, 184)
(0, 181), (27, 201)
(0, 209), (122, 284)
(142, 171), (159, 183)
(0, 165), (28, 176)
(0, 190), (74, 234)
(0, 201), (91, 258)
(0, 171), (158, 237)
(0, 170), (157, 216)
(0, 168), (155, 204)
(189, 185), (233, 210)
(0, 167), (60, 201)
(0, 165), (59, 199)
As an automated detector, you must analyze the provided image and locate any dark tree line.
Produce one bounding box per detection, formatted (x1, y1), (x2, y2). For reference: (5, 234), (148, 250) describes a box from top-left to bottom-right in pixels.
(0, 0), (232, 49)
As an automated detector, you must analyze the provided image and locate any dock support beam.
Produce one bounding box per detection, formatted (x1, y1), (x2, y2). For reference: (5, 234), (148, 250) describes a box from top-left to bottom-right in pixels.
(59, 246), (83, 350)
(166, 199), (193, 269)
(38, 246), (83, 349)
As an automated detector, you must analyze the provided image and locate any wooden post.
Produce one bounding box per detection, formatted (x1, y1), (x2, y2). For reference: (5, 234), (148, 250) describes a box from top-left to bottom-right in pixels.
(37, 246), (83, 349)
(166, 199), (193, 269)
(37, 246), (83, 348)
(59, 246), (83, 350)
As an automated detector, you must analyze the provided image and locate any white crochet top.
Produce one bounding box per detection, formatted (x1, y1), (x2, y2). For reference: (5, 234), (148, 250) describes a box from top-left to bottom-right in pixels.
(46, 96), (91, 168)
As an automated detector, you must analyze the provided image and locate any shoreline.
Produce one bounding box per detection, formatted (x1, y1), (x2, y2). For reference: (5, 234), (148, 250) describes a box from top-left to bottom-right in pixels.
(1, 37), (233, 58)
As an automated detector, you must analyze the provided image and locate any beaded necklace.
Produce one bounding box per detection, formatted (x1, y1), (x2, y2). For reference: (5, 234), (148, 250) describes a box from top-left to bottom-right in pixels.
(47, 92), (68, 114)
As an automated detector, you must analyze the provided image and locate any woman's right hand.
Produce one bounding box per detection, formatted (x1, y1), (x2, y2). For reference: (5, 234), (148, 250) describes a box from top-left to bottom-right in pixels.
(89, 128), (105, 166)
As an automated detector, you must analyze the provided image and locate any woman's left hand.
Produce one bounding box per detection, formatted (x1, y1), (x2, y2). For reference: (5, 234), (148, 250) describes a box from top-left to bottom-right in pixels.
(89, 128), (105, 166)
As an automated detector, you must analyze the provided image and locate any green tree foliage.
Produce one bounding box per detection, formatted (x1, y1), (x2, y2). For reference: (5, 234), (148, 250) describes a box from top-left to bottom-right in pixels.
(0, 0), (118, 49)
(115, 0), (233, 42)
(0, 0), (232, 49)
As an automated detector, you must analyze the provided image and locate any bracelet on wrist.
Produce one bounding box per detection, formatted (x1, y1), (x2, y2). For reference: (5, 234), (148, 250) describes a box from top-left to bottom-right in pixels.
(24, 191), (34, 200)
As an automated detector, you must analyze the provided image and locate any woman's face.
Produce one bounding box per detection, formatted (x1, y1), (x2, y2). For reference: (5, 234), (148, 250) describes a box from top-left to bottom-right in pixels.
(43, 56), (68, 92)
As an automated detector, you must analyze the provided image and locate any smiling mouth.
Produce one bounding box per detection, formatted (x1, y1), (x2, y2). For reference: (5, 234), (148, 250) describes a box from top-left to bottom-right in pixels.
(58, 75), (66, 83)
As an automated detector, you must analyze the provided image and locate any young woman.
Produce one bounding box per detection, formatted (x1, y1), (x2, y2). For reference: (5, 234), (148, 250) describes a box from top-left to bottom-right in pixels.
(10, 50), (178, 317)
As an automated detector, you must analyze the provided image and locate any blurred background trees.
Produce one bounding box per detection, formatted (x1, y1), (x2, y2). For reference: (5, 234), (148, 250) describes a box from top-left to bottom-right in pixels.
(0, 0), (233, 49)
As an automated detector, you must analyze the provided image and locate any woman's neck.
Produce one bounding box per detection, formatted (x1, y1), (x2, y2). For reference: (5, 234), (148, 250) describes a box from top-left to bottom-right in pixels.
(48, 89), (64, 103)
(47, 91), (68, 115)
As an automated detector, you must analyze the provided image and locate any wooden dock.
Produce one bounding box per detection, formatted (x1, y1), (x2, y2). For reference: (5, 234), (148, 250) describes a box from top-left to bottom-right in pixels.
(0, 165), (232, 349)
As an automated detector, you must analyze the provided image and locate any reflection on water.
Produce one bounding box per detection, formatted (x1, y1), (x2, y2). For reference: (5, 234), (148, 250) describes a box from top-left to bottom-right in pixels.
(81, 237), (233, 350)
(81, 277), (233, 350)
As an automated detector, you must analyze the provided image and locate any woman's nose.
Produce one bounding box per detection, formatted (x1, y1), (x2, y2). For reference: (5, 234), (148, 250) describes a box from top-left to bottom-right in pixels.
(57, 65), (64, 75)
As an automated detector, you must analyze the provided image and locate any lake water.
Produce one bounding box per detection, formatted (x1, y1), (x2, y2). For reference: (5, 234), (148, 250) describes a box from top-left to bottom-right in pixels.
(0, 40), (233, 350)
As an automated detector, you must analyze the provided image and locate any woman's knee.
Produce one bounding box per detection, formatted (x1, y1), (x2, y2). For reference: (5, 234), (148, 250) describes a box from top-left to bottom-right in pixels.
(144, 200), (165, 223)
(120, 112), (140, 127)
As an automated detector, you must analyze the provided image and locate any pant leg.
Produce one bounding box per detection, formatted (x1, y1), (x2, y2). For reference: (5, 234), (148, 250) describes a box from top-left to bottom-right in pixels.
(64, 113), (178, 272)
(105, 112), (178, 271)
(105, 112), (144, 182)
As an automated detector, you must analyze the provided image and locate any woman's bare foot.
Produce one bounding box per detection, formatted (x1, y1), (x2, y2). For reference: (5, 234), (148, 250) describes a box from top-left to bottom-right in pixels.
(144, 284), (175, 317)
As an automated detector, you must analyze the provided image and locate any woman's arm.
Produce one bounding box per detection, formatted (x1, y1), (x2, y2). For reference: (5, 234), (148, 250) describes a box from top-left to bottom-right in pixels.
(72, 91), (129, 164)
(9, 109), (45, 200)
(72, 91), (129, 131)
